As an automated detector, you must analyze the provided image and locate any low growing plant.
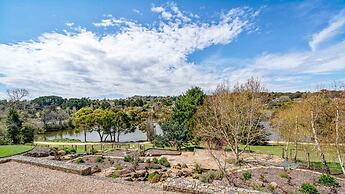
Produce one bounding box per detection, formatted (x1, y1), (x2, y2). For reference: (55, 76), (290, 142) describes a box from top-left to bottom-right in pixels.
(152, 157), (159, 164)
(75, 157), (85, 164)
(194, 162), (202, 174)
(199, 170), (224, 183)
(63, 147), (76, 154)
(279, 170), (290, 179)
(242, 171), (252, 181)
(299, 183), (319, 194)
(124, 155), (135, 162)
(319, 174), (339, 187)
(114, 163), (123, 170)
(95, 156), (104, 163)
(159, 157), (170, 167)
(148, 172), (160, 183)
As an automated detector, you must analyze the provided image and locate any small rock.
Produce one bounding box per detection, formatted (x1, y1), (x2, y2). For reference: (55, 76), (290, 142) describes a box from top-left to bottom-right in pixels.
(172, 163), (182, 170)
(181, 163), (188, 168)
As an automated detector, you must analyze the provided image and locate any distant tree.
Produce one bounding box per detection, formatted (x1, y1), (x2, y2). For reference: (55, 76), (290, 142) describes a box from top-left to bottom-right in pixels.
(6, 109), (23, 144)
(112, 110), (131, 142)
(73, 107), (93, 142)
(62, 97), (90, 110)
(7, 88), (29, 108)
(20, 125), (35, 143)
(32, 96), (65, 109)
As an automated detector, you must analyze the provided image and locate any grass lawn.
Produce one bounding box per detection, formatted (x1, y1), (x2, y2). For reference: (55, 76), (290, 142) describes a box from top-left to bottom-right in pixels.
(0, 145), (33, 158)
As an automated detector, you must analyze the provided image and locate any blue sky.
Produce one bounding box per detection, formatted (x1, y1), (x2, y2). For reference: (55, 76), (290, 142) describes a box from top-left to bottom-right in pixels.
(0, 0), (345, 98)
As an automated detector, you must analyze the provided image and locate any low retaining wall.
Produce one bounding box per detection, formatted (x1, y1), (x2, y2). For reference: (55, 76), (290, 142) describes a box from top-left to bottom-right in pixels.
(2, 155), (92, 175)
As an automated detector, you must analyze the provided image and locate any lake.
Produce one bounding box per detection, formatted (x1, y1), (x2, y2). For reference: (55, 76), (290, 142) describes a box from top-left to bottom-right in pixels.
(37, 123), (163, 142)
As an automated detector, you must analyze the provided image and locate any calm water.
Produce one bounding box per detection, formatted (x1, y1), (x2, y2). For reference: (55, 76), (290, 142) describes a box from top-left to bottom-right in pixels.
(38, 123), (163, 142)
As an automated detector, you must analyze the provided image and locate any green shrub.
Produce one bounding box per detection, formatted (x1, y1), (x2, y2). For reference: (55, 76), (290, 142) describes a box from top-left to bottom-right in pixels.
(159, 157), (170, 167)
(319, 174), (339, 187)
(95, 156), (104, 163)
(242, 171), (252, 181)
(75, 157), (85, 164)
(279, 170), (289, 179)
(115, 163), (123, 170)
(63, 147), (76, 154)
(199, 170), (223, 183)
(152, 157), (159, 164)
(194, 163), (202, 174)
(148, 172), (160, 183)
(124, 155), (135, 162)
(151, 164), (162, 169)
(112, 170), (120, 178)
(299, 183), (319, 194)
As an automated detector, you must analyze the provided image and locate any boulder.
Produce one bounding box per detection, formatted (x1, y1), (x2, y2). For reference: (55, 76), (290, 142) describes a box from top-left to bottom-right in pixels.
(24, 147), (55, 157)
(91, 166), (101, 174)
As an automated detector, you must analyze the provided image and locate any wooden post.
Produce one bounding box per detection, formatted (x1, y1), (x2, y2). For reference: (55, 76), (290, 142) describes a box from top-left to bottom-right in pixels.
(84, 144), (87, 152)
(282, 148), (285, 159)
(307, 152), (311, 169)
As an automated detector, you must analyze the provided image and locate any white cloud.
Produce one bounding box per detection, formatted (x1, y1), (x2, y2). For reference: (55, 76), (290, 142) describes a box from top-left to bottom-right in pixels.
(0, 6), (255, 98)
(132, 9), (141, 15)
(309, 9), (345, 51)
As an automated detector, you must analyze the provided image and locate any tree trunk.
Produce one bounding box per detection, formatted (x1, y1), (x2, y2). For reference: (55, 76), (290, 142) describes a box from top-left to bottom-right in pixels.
(84, 129), (87, 142)
(310, 111), (330, 174)
(98, 131), (103, 142)
(117, 131), (120, 143)
(335, 106), (345, 175)
(284, 140), (290, 161)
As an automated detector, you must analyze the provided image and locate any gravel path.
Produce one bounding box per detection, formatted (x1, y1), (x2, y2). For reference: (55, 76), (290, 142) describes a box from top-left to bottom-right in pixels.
(0, 161), (175, 194)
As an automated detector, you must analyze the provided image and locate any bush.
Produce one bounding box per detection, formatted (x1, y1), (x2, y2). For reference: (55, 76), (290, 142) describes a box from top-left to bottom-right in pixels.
(152, 157), (159, 164)
(115, 163), (123, 170)
(124, 155), (135, 162)
(242, 171), (252, 180)
(112, 170), (120, 178)
(300, 183), (319, 194)
(63, 147), (76, 154)
(148, 172), (160, 183)
(95, 156), (104, 163)
(319, 174), (339, 187)
(199, 170), (224, 183)
(20, 125), (35, 143)
(159, 157), (170, 167)
(279, 170), (289, 179)
(75, 157), (85, 164)
(194, 163), (203, 174)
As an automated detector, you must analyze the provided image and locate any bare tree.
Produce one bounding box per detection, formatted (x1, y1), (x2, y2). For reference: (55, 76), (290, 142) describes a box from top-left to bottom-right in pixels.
(7, 88), (29, 108)
(195, 78), (266, 184)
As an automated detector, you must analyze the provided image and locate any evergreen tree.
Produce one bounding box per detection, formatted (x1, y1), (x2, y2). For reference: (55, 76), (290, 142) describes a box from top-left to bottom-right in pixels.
(6, 109), (22, 144)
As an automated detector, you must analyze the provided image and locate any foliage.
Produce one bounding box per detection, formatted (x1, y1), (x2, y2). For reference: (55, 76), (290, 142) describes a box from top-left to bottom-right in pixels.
(47, 138), (81, 143)
(279, 170), (290, 179)
(318, 174), (339, 187)
(75, 157), (85, 164)
(20, 125), (35, 143)
(6, 109), (23, 144)
(299, 183), (319, 194)
(114, 163), (123, 170)
(159, 87), (205, 150)
(95, 156), (104, 163)
(194, 162), (203, 174)
(242, 171), (252, 180)
(152, 157), (159, 164)
(148, 172), (160, 183)
(124, 155), (135, 162)
(199, 170), (223, 183)
(158, 157), (170, 167)
(32, 96), (65, 109)
(63, 147), (76, 154)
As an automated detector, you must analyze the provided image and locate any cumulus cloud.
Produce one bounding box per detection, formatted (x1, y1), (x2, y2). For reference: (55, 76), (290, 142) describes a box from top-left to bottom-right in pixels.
(0, 5), (256, 98)
(309, 9), (345, 51)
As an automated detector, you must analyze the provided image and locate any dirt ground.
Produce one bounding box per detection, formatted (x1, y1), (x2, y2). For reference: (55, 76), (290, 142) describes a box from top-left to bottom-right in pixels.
(164, 149), (284, 170)
(230, 167), (345, 193)
(0, 161), (175, 194)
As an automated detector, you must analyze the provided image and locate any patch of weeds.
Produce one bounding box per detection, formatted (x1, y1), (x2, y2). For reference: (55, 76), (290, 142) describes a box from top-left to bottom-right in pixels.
(199, 170), (223, 183)
(112, 170), (120, 178)
(95, 156), (104, 163)
(115, 163), (123, 170)
(242, 171), (252, 181)
(152, 157), (159, 164)
(194, 162), (202, 174)
(279, 170), (289, 179)
(63, 147), (76, 154)
(319, 174), (339, 187)
(148, 172), (160, 183)
(124, 155), (135, 162)
(158, 157), (170, 167)
(145, 158), (151, 163)
(299, 183), (319, 194)
(75, 157), (85, 164)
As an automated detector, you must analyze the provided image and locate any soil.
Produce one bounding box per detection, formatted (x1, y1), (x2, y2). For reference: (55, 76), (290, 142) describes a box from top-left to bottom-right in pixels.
(229, 167), (345, 193)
